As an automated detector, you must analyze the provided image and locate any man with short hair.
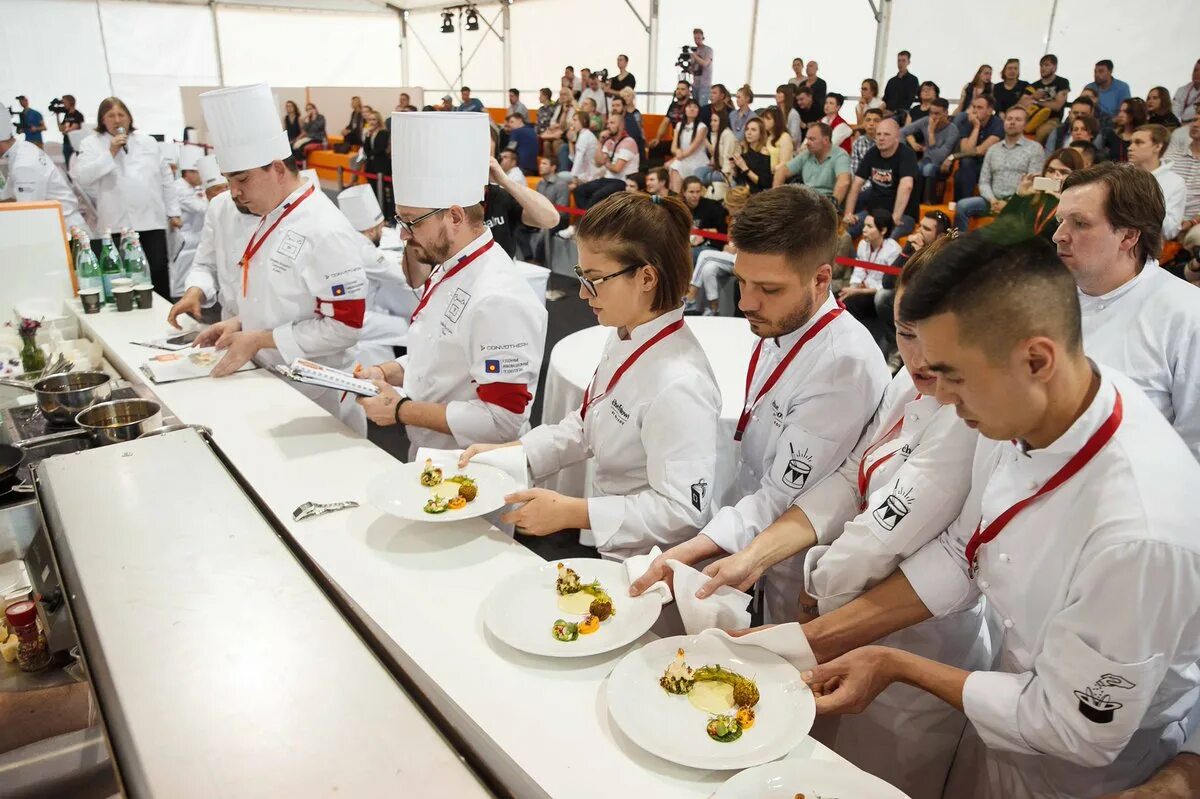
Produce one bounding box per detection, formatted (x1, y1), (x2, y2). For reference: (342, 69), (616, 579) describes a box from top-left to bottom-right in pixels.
(1128, 124), (1187, 240)
(820, 93), (853, 154)
(57, 94), (84, 169)
(699, 84), (731, 127)
(498, 146), (524, 183)
(1085, 59), (1131, 119)
(505, 113), (538, 175)
(644, 166), (671, 198)
(907, 80), (940, 122)
(1070, 139), (1099, 167)
(875, 209), (950, 358)
(580, 72), (608, 117)
(1054, 162), (1200, 459)
(14, 95), (45, 147)
(649, 80), (691, 156)
(609, 95), (646, 162)
(1047, 95), (1103, 151)
(607, 54), (636, 96)
(1168, 115), (1200, 250)
(795, 85), (821, 128)
(572, 112), (638, 210)
(0, 111), (86, 231)
(774, 124), (850, 206)
(1028, 54), (1071, 142)
(797, 233), (1200, 799)
(730, 85), (754, 142)
(506, 88), (528, 122)
(682, 175), (727, 260)
(955, 106), (1045, 231)
(689, 29), (713, 103)
(851, 108), (883, 175)
(843, 118), (919, 239)
(516, 155), (568, 263)
(951, 94), (1004, 200)
(883, 51), (919, 124)
(901, 97), (960, 201)
(630, 186), (889, 623)
(455, 87), (484, 113)
(1172, 58), (1200, 124)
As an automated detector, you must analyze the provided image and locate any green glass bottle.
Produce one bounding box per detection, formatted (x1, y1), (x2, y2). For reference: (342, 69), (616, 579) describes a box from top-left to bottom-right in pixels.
(98, 232), (124, 304)
(75, 236), (103, 297)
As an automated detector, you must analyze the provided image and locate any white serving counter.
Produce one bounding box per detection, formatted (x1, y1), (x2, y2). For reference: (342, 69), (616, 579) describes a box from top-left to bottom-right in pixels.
(68, 299), (852, 798)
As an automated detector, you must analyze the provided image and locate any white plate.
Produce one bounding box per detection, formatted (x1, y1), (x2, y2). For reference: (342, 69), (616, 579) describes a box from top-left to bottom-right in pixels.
(366, 458), (519, 523)
(606, 634), (815, 771)
(715, 758), (911, 798)
(483, 558), (661, 658)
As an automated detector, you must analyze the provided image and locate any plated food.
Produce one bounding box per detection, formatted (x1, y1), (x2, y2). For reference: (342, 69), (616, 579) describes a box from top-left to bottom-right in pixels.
(551, 563), (616, 642)
(660, 648), (760, 742)
(713, 758), (910, 798)
(419, 459), (480, 515)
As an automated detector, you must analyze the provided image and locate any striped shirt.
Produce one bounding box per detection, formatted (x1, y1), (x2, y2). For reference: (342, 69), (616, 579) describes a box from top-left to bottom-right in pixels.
(1168, 144), (1200, 219)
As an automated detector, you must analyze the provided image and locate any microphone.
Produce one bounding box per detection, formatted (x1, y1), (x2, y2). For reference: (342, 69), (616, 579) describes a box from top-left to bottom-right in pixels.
(116, 126), (128, 153)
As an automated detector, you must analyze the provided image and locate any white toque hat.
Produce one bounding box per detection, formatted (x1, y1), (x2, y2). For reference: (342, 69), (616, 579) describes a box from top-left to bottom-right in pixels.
(337, 184), (384, 231)
(390, 111), (488, 208)
(179, 144), (204, 172)
(197, 154), (227, 189)
(0, 112), (12, 140)
(159, 141), (180, 166)
(200, 83), (291, 173)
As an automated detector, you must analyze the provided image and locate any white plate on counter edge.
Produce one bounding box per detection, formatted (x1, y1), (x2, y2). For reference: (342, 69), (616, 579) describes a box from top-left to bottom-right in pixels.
(715, 757), (911, 798)
(482, 558), (661, 657)
(606, 634), (815, 771)
(366, 458), (519, 523)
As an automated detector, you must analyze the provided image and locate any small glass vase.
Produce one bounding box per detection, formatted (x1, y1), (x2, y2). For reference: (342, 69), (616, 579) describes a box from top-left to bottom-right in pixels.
(19, 333), (46, 375)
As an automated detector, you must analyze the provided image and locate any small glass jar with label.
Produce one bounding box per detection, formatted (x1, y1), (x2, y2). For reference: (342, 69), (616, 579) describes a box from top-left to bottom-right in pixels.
(5, 600), (51, 672)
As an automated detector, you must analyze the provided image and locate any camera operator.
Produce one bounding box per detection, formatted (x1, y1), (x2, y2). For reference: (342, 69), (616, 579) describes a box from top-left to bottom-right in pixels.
(14, 96), (46, 148)
(689, 29), (713, 103)
(57, 95), (84, 169)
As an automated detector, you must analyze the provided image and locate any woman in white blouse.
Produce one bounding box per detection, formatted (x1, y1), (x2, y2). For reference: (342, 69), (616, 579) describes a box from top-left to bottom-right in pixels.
(461, 192), (722, 560)
(75, 96), (180, 299)
(667, 100), (710, 192)
(840, 208), (901, 335)
(695, 108), (737, 187)
(855, 78), (884, 130)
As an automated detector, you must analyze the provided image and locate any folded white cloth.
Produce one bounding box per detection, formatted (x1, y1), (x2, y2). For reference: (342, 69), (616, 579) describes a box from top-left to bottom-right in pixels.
(623, 546), (672, 605)
(668, 560), (752, 634)
(414, 446), (530, 490)
(700, 623), (818, 672)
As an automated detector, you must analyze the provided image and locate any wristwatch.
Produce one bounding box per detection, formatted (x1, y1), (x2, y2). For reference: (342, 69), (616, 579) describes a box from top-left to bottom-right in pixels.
(393, 395), (411, 426)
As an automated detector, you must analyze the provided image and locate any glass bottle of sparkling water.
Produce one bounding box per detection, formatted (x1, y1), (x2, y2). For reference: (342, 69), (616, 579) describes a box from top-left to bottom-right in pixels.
(74, 237), (103, 297)
(122, 231), (150, 286)
(98, 232), (124, 304)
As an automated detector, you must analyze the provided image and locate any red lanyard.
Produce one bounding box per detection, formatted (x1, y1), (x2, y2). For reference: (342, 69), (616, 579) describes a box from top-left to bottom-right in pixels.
(856, 400), (920, 509)
(580, 319), (685, 420)
(239, 184), (315, 297)
(966, 390), (1123, 577)
(409, 239), (495, 323)
(734, 306), (843, 441)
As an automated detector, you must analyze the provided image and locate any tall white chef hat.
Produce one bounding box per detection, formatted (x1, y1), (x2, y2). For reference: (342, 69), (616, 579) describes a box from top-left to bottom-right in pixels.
(197, 154), (227, 189)
(0, 112), (12, 141)
(390, 111), (488, 209)
(337, 184), (384, 231)
(179, 144), (204, 172)
(159, 141), (180, 166)
(200, 83), (291, 173)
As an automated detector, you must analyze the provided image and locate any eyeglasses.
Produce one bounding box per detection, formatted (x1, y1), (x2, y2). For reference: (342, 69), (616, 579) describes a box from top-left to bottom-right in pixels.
(573, 263), (643, 297)
(394, 208), (445, 235)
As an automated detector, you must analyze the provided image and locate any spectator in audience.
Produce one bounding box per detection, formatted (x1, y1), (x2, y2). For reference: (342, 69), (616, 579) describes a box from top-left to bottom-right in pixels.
(730, 117), (772, 193)
(690, 29), (714, 103)
(607, 54), (636, 96)
(697, 108), (736, 186)
(14, 96), (45, 147)
(1028, 54), (1071, 141)
(1070, 111), (1102, 147)
(456, 86), (484, 113)
(851, 107), (884, 174)
(775, 84), (802, 142)
(436, 95), (453, 112)
(875, 209), (951, 359)
(901, 97), (961, 202)
(803, 61), (827, 111)
(581, 73), (608, 116)
(1173, 58), (1200, 124)
(986, 147), (1082, 241)
(908, 80), (940, 122)
(1047, 95), (1102, 151)
(517, 155), (569, 263)
(579, 97), (603, 134)
(644, 166), (671, 198)
(624, 172), (645, 192)
(1106, 97), (1148, 162)
(649, 80), (691, 159)
(759, 106), (795, 172)
(699, 84), (732, 126)
(535, 88), (555, 136)
(686, 186), (749, 314)
(956, 64), (994, 120)
(993, 58), (1030, 113)
(729, 85), (754, 142)
(821, 93), (853, 153)
(1169, 115), (1200, 249)
(57, 94), (84, 169)
(1086, 59), (1132, 118)
(955, 105), (1046, 231)
(563, 65), (580, 92)
(564, 110), (599, 185)
(1129, 124), (1187, 239)
(682, 175), (727, 259)
(773, 122), (851, 206)
(668, 99), (709, 192)
(951, 93), (1004, 200)
(505, 113), (538, 175)
(507, 89), (529, 122)
(341, 95), (364, 148)
(567, 112), (639, 214)
(1079, 85), (1114, 128)
(795, 85), (821, 129)
(360, 110), (391, 209)
(499, 146), (524, 183)
(856, 78), (884, 129)
(840, 208), (901, 341)
(883, 50), (920, 123)
(282, 100), (302, 142)
(397, 92), (410, 110)
(844, 117), (918, 238)
(610, 95), (646, 163)
(1146, 86), (1181, 129)
(1070, 138), (1100, 167)
(619, 87), (645, 152)
(291, 102), (326, 160)
(789, 58), (807, 88)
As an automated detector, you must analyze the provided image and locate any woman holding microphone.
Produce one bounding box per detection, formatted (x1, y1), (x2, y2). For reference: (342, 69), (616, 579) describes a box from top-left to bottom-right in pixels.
(74, 97), (180, 298)
(461, 192), (722, 561)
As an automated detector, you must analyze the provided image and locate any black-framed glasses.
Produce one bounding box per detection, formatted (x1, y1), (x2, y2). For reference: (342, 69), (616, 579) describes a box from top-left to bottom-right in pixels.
(573, 263), (643, 297)
(394, 208), (445, 235)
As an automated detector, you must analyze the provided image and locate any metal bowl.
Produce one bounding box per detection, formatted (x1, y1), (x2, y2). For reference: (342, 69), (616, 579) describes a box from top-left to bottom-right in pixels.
(33, 372), (113, 425)
(74, 399), (163, 446)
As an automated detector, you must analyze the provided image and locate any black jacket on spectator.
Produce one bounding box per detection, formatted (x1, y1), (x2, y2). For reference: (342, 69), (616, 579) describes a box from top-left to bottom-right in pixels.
(856, 143), (920, 220)
(883, 73), (920, 118)
(344, 110), (364, 147)
(284, 114), (301, 141)
(992, 80), (1030, 113)
(362, 127), (389, 178)
(732, 149), (772, 193)
(483, 183), (525, 258)
(690, 197), (727, 246)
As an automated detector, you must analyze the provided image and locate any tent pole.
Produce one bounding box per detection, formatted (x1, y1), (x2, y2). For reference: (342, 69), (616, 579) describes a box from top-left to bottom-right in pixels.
(95, 0), (115, 95)
(647, 0), (659, 114)
(1044, 0), (1059, 54)
(209, 1), (225, 87)
(870, 0), (893, 86)
(502, 1), (512, 100)
(399, 9), (410, 87)
(746, 0), (759, 89)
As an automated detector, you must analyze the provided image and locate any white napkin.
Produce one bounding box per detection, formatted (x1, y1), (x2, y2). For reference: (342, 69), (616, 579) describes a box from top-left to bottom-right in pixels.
(623, 546), (672, 605)
(668, 560), (752, 634)
(700, 623), (818, 673)
(414, 446), (529, 490)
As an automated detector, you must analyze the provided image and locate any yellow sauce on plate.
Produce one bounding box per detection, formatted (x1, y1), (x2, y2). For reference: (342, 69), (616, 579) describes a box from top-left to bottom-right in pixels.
(687, 681), (735, 714)
(556, 592), (595, 615)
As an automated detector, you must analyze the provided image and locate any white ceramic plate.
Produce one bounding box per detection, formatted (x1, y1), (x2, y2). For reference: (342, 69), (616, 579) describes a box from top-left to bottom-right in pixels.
(606, 634), (815, 771)
(483, 558), (661, 658)
(366, 458), (519, 523)
(715, 757), (911, 798)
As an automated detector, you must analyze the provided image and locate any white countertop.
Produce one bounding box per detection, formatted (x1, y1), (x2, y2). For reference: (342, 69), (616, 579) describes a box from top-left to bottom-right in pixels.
(69, 299), (851, 798)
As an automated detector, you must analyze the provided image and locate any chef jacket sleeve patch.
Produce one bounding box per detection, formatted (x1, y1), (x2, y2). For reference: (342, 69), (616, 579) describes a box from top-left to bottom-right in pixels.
(476, 382), (532, 414)
(770, 428), (838, 496)
(315, 298), (366, 329)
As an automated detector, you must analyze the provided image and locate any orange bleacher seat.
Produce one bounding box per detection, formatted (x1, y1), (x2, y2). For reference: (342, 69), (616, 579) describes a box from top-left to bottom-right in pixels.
(487, 107), (508, 125)
(305, 149), (365, 185)
(1161, 240), (1183, 263)
(526, 175), (541, 190)
(643, 113), (666, 142)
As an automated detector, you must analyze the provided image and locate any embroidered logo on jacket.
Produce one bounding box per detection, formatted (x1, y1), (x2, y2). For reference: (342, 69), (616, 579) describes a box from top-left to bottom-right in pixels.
(484, 359), (501, 374)
(872, 481), (915, 531)
(276, 230), (305, 259)
(1074, 674), (1137, 724)
(781, 444), (813, 490)
(445, 288), (471, 324)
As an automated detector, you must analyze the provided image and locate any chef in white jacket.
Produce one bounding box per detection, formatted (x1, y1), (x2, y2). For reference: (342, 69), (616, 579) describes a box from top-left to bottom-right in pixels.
(1054, 162), (1200, 460)
(0, 112), (87, 232)
(192, 83), (367, 432)
(168, 144), (208, 299)
(797, 235), (1200, 799)
(356, 112), (547, 457)
(336, 184), (418, 367)
(460, 193), (722, 560)
(631, 186), (890, 616)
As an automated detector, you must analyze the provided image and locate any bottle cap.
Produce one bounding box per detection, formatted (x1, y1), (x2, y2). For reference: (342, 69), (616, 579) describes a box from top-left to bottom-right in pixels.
(5, 600), (38, 628)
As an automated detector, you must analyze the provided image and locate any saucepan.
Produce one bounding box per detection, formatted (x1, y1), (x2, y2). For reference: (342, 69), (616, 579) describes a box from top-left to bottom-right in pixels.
(0, 371), (113, 425)
(17, 398), (164, 449)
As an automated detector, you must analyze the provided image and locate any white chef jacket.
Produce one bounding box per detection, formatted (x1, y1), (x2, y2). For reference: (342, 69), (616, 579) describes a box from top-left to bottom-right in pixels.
(73, 131), (179, 233)
(900, 368), (1200, 798)
(797, 369), (987, 799)
(700, 293), (890, 589)
(238, 182), (367, 423)
(0, 140), (87, 231)
(398, 229), (547, 455)
(1080, 261), (1200, 461)
(351, 238), (417, 368)
(521, 309), (722, 560)
(185, 190), (258, 319)
(168, 177), (207, 299)
(1153, 162), (1187, 240)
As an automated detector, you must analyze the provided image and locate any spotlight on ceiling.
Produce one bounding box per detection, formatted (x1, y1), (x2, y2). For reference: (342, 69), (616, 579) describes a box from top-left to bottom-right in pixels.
(440, 10), (454, 33)
(465, 7), (479, 31)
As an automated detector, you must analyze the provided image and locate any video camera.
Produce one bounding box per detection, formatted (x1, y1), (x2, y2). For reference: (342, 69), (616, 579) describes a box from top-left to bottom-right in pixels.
(48, 98), (67, 115)
(594, 68), (609, 83)
(675, 45), (697, 73)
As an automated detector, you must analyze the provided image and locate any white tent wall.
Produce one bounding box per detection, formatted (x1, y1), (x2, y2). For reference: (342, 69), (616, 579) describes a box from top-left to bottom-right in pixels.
(748, 0), (877, 102)
(654, 0), (751, 111)
(404, 5), (504, 107)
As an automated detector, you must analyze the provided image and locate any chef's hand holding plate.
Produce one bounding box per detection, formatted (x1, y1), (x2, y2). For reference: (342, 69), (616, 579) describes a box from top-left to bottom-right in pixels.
(696, 549), (766, 599)
(357, 379), (406, 426)
(458, 441), (519, 468)
(500, 488), (584, 537)
(210, 329), (270, 377)
(801, 645), (896, 715)
(628, 534), (724, 598)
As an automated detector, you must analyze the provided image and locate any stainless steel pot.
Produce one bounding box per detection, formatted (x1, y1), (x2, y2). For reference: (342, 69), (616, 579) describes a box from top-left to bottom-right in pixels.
(0, 371), (113, 425)
(15, 398), (163, 449)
